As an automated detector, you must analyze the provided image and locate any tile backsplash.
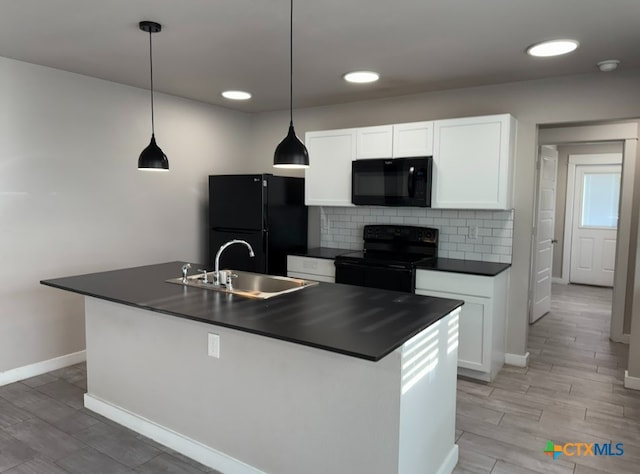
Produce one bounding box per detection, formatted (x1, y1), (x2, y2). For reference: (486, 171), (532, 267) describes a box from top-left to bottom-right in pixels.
(319, 207), (513, 263)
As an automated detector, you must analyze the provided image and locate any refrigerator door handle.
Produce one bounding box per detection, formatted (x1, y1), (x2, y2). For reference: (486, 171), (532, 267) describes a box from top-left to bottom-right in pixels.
(211, 227), (258, 234)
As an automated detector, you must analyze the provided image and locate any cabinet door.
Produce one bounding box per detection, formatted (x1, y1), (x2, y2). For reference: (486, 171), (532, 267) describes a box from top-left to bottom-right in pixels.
(415, 289), (491, 373)
(456, 296), (491, 372)
(305, 129), (356, 206)
(393, 121), (433, 157)
(356, 125), (393, 159)
(432, 114), (515, 209)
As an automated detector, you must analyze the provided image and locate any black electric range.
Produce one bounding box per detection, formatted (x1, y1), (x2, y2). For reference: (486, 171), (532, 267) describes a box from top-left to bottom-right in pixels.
(334, 225), (438, 293)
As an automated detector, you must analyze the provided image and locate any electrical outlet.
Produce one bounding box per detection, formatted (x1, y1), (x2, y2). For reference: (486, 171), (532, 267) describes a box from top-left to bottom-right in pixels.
(207, 333), (220, 358)
(468, 226), (479, 240)
(321, 210), (329, 231)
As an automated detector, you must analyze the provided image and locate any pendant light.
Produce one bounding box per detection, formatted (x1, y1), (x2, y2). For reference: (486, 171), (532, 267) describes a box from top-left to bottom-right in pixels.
(138, 21), (169, 171)
(273, 0), (309, 169)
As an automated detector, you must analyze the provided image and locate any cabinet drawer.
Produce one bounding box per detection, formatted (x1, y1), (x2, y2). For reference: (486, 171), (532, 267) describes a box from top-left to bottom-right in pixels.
(287, 256), (336, 278)
(288, 271), (335, 283)
(416, 270), (493, 297)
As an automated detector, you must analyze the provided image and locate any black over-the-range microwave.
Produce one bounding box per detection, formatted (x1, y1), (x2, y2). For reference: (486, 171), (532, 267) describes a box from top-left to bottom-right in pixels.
(351, 156), (433, 207)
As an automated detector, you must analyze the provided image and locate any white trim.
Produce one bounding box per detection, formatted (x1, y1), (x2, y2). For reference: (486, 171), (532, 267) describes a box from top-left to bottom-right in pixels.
(539, 123), (639, 145)
(612, 139), (639, 343)
(551, 277), (569, 284)
(568, 154), (623, 166)
(84, 394), (265, 474)
(611, 333), (630, 344)
(435, 444), (459, 474)
(624, 371), (640, 391)
(505, 352), (529, 367)
(0, 350), (86, 387)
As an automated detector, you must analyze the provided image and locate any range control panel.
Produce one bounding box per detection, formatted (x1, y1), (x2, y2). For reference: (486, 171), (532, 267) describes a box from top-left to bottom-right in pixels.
(363, 225), (438, 245)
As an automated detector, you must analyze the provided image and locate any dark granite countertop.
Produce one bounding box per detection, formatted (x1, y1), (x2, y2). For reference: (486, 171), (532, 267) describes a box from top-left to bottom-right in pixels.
(41, 262), (463, 362)
(289, 247), (349, 259)
(290, 249), (510, 277)
(416, 258), (510, 276)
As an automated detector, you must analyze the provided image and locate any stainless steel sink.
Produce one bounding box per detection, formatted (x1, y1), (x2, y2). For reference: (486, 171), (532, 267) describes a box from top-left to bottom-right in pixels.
(166, 270), (318, 299)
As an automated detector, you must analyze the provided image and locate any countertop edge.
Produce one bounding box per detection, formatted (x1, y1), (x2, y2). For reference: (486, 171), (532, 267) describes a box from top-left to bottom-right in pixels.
(41, 277), (464, 362)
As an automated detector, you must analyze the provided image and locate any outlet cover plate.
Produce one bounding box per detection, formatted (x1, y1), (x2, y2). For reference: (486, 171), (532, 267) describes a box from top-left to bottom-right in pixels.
(208, 333), (220, 358)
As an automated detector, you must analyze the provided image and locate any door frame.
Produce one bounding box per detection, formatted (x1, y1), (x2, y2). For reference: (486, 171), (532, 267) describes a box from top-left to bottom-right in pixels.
(562, 153), (623, 282)
(537, 121), (638, 344)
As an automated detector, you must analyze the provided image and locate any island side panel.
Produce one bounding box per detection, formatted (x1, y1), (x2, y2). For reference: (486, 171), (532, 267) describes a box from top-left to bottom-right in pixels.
(399, 309), (460, 474)
(84, 297), (403, 474)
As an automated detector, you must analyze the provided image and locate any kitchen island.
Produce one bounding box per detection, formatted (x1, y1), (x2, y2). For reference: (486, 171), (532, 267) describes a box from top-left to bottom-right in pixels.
(42, 262), (463, 474)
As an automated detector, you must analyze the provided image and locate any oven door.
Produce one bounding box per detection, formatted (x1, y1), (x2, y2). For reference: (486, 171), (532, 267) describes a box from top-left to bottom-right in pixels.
(334, 260), (415, 293)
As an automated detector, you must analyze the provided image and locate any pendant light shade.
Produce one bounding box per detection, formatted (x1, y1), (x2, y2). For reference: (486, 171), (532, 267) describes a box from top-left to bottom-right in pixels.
(138, 20), (169, 171)
(274, 123), (309, 168)
(273, 0), (309, 169)
(138, 134), (168, 170)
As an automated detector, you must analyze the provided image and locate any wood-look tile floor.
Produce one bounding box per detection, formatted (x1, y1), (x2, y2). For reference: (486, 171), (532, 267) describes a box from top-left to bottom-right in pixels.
(0, 365), (220, 473)
(0, 283), (637, 473)
(454, 283), (639, 474)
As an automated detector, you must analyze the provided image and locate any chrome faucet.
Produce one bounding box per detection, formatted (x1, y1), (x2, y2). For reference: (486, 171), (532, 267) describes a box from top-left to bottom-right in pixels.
(214, 240), (255, 285)
(181, 263), (192, 283)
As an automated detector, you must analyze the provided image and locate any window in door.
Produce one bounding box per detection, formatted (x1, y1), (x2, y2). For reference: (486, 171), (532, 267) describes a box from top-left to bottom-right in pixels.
(581, 172), (621, 228)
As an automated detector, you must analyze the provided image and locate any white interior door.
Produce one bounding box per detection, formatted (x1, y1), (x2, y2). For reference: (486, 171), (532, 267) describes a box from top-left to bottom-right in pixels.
(531, 146), (558, 323)
(569, 164), (621, 286)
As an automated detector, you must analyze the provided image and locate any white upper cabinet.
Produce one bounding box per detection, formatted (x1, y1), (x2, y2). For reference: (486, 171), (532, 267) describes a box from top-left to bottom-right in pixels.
(432, 114), (516, 210)
(305, 128), (356, 206)
(393, 121), (433, 157)
(304, 115), (516, 208)
(356, 122), (433, 159)
(356, 125), (393, 159)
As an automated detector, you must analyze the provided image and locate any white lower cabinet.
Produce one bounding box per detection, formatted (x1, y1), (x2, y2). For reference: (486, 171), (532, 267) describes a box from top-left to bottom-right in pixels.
(415, 269), (509, 381)
(287, 256), (335, 283)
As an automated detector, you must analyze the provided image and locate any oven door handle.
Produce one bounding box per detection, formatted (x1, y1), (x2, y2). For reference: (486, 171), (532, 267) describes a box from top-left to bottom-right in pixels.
(335, 261), (412, 271)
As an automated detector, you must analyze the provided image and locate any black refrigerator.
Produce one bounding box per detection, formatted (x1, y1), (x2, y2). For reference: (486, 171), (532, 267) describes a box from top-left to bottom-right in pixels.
(208, 174), (307, 276)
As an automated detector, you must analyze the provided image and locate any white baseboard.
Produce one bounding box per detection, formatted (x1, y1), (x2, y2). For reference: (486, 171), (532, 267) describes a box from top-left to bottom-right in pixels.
(84, 394), (264, 474)
(436, 444), (459, 474)
(611, 333), (630, 344)
(624, 371), (640, 391)
(505, 352), (530, 368)
(552, 277), (569, 285)
(0, 350), (86, 387)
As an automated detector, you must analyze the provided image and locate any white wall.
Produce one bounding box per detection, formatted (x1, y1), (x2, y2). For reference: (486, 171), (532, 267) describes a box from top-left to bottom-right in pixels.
(0, 57), (252, 372)
(250, 69), (640, 358)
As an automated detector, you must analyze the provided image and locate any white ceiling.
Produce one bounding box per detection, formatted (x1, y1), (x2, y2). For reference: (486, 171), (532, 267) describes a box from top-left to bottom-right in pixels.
(1, 0), (638, 113)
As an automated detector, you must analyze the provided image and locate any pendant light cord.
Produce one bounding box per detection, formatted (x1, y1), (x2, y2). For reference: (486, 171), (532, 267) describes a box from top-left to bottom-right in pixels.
(289, 0), (293, 126)
(148, 30), (155, 136)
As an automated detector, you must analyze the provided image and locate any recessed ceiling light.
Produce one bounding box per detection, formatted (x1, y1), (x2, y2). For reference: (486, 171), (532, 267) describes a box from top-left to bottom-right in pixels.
(343, 71), (380, 83)
(221, 90), (252, 100)
(526, 39), (579, 57)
